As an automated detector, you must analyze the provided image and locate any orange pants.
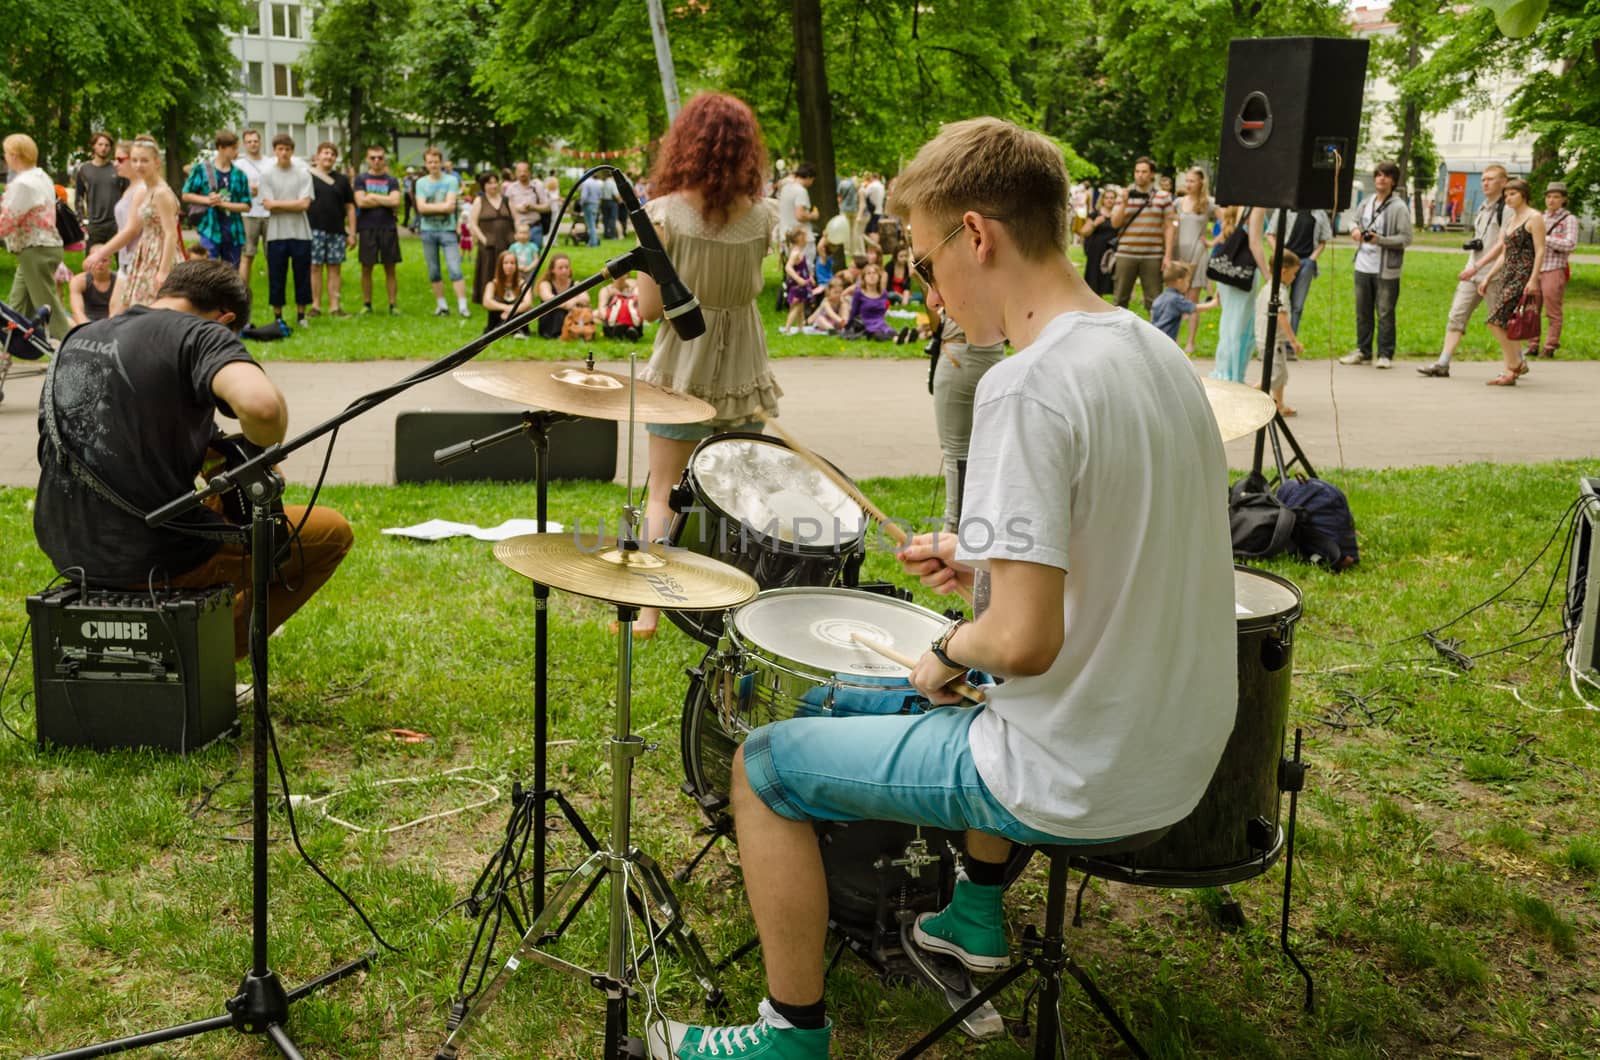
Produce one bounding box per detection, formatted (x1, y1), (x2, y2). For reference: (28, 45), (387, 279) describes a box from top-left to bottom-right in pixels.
(164, 504), (354, 659)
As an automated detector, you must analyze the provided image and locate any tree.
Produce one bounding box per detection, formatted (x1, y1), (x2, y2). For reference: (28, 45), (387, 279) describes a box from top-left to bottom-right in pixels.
(397, 0), (519, 168)
(1093, 0), (1348, 174)
(0, 0), (247, 177)
(300, 0), (413, 156)
(1505, 0), (1600, 211)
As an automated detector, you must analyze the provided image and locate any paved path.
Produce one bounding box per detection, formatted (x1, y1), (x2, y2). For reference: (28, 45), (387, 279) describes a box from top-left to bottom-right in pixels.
(2, 355), (1597, 490)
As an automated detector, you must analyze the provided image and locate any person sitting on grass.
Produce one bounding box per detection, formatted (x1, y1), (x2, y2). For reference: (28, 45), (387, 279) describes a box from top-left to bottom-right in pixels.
(483, 250), (533, 336)
(885, 246), (918, 304)
(780, 228), (813, 335)
(68, 256), (117, 325)
(1253, 249), (1302, 416)
(805, 276), (847, 335)
(1148, 261), (1218, 344)
(844, 262), (896, 341)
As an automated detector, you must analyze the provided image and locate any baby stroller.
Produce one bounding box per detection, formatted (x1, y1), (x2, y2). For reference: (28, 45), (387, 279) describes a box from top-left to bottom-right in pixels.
(0, 301), (53, 407)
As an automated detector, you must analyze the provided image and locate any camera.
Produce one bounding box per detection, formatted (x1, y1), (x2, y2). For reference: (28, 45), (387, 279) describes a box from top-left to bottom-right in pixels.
(1361, 230), (1377, 243)
(1462, 238), (1484, 252)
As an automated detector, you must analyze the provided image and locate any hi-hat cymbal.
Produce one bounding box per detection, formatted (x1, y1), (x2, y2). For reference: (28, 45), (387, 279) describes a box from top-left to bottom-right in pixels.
(454, 362), (715, 424)
(1202, 377), (1279, 442)
(494, 533), (759, 610)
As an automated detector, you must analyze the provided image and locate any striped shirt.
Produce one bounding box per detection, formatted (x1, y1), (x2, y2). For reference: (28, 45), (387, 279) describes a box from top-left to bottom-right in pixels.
(1542, 209), (1577, 273)
(1116, 188), (1172, 259)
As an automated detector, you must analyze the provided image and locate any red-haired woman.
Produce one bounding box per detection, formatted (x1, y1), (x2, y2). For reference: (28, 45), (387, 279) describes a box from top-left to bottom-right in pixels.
(632, 91), (783, 637)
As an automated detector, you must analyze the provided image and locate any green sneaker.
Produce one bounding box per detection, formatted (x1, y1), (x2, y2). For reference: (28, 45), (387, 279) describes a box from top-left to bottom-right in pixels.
(912, 878), (1009, 972)
(649, 1000), (831, 1059)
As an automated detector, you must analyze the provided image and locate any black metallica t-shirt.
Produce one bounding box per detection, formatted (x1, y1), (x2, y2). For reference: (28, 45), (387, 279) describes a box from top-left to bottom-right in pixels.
(35, 307), (260, 584)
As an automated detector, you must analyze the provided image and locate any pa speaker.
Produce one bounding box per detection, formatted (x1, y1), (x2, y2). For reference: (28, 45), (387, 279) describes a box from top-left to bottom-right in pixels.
(1214, 36), (1369, 210)
(394, 410), (618, 483)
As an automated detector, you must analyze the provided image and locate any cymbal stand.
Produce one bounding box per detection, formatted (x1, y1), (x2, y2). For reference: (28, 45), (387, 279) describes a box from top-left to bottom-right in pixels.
(1252, 207), (1317, 486)
(436, 498), (707, 1058)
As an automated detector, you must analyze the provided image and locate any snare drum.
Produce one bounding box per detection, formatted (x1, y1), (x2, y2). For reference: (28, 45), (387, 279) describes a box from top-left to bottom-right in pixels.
(664, 433), (868, 645)
(680, 587), (1031, 948)
(1074, 566), (1302, 888)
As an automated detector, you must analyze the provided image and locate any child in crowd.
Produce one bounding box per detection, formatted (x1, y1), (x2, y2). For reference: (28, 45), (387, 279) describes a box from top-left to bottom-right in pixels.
(885, 246), (918, 304)
(805, 276), (847, 335)
(780, 228), (813, 335)
(510, 224), (540, 281)
(814, 236), (836, 288)
(844, 262), (896, 341)
(1254, 250), (1302, 416)
(599, 271), (643, 340)
(1149, 262), (1218, 343)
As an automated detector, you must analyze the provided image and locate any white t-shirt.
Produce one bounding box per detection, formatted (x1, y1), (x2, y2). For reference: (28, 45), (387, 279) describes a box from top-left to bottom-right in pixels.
(1353, 195), (1392, 276)
(236, 155), (270, 219)
(863, 179), (885, 217)
(777, 180), (812, 240)
(956, 309), (1237, 839)
(259, 162), (313, 242)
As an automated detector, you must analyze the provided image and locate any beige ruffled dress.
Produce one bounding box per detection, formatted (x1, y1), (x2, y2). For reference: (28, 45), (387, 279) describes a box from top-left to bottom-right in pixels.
(639, 193), (783, 427)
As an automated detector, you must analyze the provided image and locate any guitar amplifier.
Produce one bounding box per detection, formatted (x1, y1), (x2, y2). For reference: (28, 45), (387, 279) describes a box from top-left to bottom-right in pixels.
(27, 585), (238, 753)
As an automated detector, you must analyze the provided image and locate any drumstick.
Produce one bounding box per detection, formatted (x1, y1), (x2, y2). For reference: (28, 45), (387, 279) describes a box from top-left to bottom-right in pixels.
(850, 632), (986, 704)
(759, 412), (975, 604)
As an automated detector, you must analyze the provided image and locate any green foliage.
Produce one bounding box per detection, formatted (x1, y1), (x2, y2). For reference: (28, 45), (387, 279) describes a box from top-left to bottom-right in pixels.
(299, 0), (413, 154)
(1475, 0), (1553, 37)
(1504, 0), (1600, 211)
(0, 0), (248, 176)
(397, 0), (520, 167)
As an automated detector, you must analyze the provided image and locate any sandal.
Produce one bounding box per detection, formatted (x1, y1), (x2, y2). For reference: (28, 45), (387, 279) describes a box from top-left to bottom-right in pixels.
(1486, 372), (1518, 387)
(1516, 358), (1530, 377)
(609, 620), (657, 641)
(1277, 406), (1298, 418)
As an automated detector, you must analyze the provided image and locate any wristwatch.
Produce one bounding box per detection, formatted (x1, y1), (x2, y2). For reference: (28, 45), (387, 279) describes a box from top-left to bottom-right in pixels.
(930, 619), (966, 671)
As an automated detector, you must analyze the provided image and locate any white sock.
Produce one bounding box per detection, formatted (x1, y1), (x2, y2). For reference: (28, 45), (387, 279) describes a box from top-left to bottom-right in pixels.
(458, 296), (468, 312)
(436, 296), (447, 309)
(1438, 351), (1453, 365)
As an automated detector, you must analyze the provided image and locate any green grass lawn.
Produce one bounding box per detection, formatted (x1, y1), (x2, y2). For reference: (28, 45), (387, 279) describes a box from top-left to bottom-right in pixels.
(1, 465), (1597, 1057)
(6, 235), (1595, 365)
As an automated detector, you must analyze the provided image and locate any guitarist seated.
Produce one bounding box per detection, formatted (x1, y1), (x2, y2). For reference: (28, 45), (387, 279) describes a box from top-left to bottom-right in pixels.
(33, 259), (353, 659)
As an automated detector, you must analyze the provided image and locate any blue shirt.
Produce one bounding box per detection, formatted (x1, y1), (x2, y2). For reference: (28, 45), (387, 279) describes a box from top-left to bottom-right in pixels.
(1149, 288), (1196, 341)
(579, 177), (604, 207)
(415, 173), (457, 233)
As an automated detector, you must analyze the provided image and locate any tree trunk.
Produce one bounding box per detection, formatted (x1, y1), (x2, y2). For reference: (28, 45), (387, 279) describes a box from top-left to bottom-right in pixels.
(164, 109), (183, 189)
(1398, 39), (1424, 226)
(349, 85), (364, 156)
(792, 0), (837, 221)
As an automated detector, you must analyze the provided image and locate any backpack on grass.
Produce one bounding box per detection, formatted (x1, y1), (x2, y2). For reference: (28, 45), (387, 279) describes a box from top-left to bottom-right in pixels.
(1277, 475), (1359, 570)
(1229, 472), (1297, 559)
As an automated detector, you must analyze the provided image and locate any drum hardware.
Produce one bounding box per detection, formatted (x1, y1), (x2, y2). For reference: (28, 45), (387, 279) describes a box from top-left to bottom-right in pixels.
(447, 355), (715, 937)
(441, 380), (758, 1058)
(1202, 376), (1280, 443)
(759, 412), (975, 605)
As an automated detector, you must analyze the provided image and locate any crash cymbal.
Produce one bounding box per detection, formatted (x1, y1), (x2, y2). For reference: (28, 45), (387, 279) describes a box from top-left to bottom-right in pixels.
(494, 533), (759, 610)
(1202, 377), (1279, 442)
(454, 361), (715, 424)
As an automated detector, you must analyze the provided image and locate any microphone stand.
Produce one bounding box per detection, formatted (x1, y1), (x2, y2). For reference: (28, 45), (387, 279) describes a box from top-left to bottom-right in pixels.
(39, 251), (647, 1060)
(1251, 207), (1317, 484)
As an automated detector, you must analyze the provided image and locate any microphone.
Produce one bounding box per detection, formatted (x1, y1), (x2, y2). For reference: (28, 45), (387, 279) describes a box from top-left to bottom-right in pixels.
(610, 169), (706, 341)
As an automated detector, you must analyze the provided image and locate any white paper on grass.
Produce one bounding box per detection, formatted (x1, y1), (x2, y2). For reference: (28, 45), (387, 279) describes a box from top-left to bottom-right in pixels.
(382, 518), (565, 542)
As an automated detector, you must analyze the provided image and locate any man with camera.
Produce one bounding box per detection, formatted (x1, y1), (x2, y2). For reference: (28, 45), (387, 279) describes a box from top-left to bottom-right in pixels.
(1110, 156), (1174, 314)
(1339, 161), (1413, 369)
(1417, 164), (1506, 378)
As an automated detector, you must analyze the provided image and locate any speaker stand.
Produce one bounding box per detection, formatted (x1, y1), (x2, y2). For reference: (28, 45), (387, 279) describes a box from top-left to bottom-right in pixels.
(1252, 207), (1317, 486)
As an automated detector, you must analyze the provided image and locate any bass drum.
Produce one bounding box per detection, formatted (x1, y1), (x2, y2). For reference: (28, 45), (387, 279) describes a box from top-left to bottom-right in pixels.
(681, 587), (1032, 947)
(1074, 565), (1302, 887)
(664, 433), (868, 646)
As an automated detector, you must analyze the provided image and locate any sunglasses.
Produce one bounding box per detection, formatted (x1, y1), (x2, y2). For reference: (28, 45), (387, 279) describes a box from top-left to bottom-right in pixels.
(910, 222), (967, 289)
(115, 156), (129, 163)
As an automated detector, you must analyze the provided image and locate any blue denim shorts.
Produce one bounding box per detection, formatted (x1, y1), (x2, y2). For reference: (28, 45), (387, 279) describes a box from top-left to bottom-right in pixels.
(741, 700), (1106, 846)
(420, 228), (463, 282)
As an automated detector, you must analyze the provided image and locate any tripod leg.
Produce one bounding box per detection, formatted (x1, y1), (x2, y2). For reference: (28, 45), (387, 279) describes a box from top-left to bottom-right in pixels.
(629, 850), (722, 1003)
(674, 816), (731, 885)
(32, 1014), (237, 1059)
(264, 1023), (305, 1060)
(894, 962), (1031, 1059)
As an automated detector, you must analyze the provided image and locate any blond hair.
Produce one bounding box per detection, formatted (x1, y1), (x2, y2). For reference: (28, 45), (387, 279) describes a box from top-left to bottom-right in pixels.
(1162, 261), (1193, 285)
(2, 134), (39, 167)
(887, 117), (1070, 261)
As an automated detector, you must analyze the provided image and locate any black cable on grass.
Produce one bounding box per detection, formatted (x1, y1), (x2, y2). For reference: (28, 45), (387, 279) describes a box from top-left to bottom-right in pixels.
(265, 709), (404, 956)
(1411, 497), (1586, 666)
(0, 620), (30, 741)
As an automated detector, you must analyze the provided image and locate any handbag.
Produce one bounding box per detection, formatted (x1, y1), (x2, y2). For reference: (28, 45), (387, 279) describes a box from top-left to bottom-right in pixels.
(55, 200), (86, 246)
(185, 161), (218, 225)
(1504, 289), (1541, 342)
(1206, 208), (1257, 290)
(1100, 196), (1152, 275)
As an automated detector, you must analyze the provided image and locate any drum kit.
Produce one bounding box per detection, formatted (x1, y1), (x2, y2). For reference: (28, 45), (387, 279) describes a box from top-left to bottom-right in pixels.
(432, 357), (1311, 1058)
